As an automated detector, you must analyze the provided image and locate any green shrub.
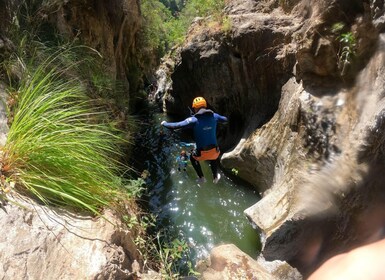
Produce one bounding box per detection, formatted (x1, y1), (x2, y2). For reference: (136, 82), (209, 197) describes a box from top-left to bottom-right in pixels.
(153, 230), (198, 279)
(140, 0), (174, 57)
(339, 32), (356, 62)
(1, 52), (132, 214)
(180, 0), (225, 20)
(331, 22), (356, 75)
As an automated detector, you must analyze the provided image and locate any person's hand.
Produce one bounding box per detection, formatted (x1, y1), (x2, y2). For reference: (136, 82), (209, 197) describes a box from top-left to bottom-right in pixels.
(161, 121), (166, 126)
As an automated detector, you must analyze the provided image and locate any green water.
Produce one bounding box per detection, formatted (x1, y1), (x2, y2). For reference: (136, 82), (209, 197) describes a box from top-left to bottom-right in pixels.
(133, 107), (261, 261)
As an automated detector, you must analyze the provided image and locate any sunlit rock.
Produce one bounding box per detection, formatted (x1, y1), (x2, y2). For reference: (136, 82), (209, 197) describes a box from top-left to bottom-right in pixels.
(0, 196), (143, 279)
(198, 244), (302, 280)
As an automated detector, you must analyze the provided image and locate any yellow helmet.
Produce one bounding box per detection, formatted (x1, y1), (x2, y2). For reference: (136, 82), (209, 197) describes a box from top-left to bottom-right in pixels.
(192, 97), (207, 109)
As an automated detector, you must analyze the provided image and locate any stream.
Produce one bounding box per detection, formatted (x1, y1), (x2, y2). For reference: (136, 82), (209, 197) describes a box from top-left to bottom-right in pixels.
(132, 104), (261, 264)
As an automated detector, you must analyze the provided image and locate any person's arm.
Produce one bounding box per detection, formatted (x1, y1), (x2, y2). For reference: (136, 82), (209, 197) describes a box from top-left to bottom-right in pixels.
(214, 113), (228, 123)
(161, 117), (197, 129)
(180, 142), (196, 148)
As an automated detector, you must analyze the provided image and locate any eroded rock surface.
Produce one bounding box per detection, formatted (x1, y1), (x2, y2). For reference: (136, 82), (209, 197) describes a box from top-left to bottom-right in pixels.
(0, 195), (142, 279)
(52, 0), (141, 89)
(199, 244), (302, 280)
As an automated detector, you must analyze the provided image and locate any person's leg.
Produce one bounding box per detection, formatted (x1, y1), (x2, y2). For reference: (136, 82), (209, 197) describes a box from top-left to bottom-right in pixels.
(210, 159), (221, 183)
(190, 154), (204, 178)
(209, 159), (218, 179)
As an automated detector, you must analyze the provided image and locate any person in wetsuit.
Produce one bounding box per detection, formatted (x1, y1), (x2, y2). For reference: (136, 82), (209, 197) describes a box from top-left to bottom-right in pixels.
(161, 97), (228, 184)
(176, 150), (189, 172)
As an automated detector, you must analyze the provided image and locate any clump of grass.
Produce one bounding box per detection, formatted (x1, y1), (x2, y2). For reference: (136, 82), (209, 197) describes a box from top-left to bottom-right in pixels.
(1, 56), (130, 214)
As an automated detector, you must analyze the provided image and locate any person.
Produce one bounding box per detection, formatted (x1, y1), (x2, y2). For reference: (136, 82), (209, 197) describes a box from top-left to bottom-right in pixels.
(308, 237), (385, 280)
(161, 97), (228, 184)
(176, 150), (189, 172)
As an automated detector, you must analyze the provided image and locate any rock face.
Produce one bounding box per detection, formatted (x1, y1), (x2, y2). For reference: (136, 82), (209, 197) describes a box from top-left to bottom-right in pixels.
(198, 244), (302, 280)
(52, 0), (141, 88)
(0, 195), (142, 279)
(162, 0), (385, 278)
(244, 36), (385, 277)
(49, 0), (142, 97)
(164, 1), (300, 149)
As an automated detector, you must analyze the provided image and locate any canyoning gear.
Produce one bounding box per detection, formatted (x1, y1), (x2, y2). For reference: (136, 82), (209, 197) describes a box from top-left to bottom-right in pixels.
(161, 108), (227, 151)
(192, 97), (207, 109)
(190, 154), (218, 182)
(192, 109), (221, 151)
(176, 150), (189, 172)
(188, 106), (194, 116)
(192, 146), (220, 161)
(161, 99), (227, 181)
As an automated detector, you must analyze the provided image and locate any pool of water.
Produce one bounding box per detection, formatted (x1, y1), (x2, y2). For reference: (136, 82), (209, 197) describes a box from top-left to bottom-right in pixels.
(132, 106), (261, 262)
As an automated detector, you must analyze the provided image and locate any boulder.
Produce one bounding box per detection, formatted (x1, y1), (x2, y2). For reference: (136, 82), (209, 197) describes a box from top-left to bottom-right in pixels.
(198, 244), (302, 280)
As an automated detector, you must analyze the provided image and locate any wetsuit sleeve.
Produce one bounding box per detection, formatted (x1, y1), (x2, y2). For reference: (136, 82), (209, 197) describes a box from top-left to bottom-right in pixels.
(161, 117), (197, 129)
(180, 142), (196, 148)
(214, 113), (228, 123)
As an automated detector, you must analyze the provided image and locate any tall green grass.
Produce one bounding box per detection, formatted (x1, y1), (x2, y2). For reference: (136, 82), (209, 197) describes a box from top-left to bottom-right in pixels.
(2, 57), (130, 214)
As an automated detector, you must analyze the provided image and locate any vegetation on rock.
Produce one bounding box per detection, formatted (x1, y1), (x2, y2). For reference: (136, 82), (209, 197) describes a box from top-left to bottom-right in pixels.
(140, 0), (226, 57)
(1, 45), (141, 214)
(0, 0), (142, 214)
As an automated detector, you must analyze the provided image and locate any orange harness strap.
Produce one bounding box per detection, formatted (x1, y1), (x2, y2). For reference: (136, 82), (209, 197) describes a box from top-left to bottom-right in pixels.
(192, 147), (220, 161)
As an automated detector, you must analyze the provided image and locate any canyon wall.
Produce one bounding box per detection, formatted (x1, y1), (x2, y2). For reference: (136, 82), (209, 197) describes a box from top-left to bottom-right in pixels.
(0, 0), (145, 111)
(52, 0), (142, 90)
(163, 0), (385, 277)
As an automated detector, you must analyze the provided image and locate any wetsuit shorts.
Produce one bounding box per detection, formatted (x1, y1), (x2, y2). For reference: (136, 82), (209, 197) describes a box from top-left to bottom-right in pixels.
(192, 146), (220, 161)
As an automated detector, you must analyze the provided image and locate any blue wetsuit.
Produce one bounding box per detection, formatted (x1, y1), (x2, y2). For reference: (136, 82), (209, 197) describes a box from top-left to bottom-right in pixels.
(162, 108), (228, 180)
(176, 154), (189, 171)
(161, 109), (228, 151)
